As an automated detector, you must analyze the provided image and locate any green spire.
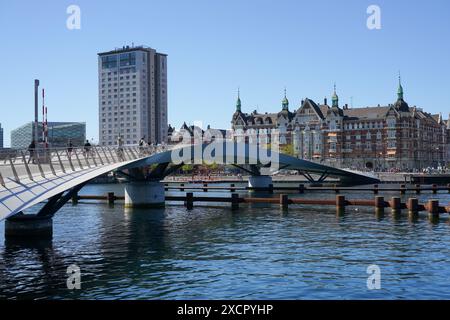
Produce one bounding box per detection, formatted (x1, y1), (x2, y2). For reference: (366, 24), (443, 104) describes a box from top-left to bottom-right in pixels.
(236, 88), (241, 112)
(332, 83), (339, 108)
(282, 87), (289, 110)
(397, 73), (404, 100)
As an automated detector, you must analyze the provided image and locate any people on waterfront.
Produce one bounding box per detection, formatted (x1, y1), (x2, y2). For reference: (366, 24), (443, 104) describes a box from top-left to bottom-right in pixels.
(27, 140), (36, 164)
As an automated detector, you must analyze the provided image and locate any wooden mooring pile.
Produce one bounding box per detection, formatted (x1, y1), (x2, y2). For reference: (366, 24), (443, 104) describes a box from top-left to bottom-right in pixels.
(162, 183), (450, 194)
(73, 192), (450, 219)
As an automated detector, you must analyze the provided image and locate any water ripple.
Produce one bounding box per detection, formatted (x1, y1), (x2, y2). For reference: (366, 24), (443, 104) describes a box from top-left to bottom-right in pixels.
(1, 184), (450, 299)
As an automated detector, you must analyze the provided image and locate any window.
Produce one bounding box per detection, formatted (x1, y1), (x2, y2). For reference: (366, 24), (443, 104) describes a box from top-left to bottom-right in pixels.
(388, 130), (396, 139)
(120, 52), (136, 66)
(387, 118), (396, 128)
(102, 55), (118, 69)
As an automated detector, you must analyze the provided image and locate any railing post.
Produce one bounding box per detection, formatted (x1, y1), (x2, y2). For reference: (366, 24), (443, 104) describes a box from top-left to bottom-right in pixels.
(415, 184), (421, 194)
(373, 184), (378, 194)
(180, 183), (184, 192)
(83, 151), (91, 168)
(90, 150), (98, 166)
(269, 183), (274, 194)
(122, 148), (132, 161)
(56, 151), (66, 173)
(203, 182), (208, 192)
(66, 150), (76, 171)
(34, 150), (45, 179)
(48, 152), (57, 176)
(21, 151), (33, 181)
(230, 183), (235, 192)
(447, 183), (450, 194)
(94, 147), (104, 166)
(0, 172), (5, 187)
(128, 147), (138, 159)
(101, 147), (111, 163)
(74, 149), (84, 170)
(107, 148), (117, 162)
(231, 193), (239, 210)
(9, 157), (20, 183)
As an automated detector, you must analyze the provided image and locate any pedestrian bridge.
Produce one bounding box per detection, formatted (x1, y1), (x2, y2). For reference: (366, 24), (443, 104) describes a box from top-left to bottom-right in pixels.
(0, 142), (379, 222)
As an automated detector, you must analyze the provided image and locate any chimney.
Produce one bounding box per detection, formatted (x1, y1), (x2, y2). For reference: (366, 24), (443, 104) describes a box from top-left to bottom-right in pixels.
(324, 97), (327, 105)
(34, 79), (39, 143)
(343, 104), (348, 110)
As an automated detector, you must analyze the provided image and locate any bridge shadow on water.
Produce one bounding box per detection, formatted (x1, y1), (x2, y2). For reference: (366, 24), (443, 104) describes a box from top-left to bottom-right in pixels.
(0, 237), (64, 299)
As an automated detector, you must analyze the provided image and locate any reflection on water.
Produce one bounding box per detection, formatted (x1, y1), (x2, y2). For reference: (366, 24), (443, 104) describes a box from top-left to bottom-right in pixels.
(1, 183), (450, 299)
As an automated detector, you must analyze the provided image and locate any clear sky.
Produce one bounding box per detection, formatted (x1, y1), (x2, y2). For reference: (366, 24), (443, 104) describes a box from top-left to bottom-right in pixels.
(0, 0), (449, 146)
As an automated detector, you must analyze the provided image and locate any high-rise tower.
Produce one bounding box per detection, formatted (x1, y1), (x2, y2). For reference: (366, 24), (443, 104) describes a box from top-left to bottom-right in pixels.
(98, 45), (168, 146)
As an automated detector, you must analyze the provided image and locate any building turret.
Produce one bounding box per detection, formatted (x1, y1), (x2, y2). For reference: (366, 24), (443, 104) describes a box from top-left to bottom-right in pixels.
(397, 75), (404, 100)
(332, 83), (339, 108)
(282, 88), (289, 111)
(394, 74), (409, 112)
(236, 88), (242, 112)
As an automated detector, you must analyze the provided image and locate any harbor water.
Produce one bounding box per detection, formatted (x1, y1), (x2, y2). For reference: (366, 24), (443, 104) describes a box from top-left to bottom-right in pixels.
(1, 183), (450, 299)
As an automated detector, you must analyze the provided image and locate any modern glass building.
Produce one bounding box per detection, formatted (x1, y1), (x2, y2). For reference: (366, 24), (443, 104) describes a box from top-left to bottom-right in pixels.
(11, 122), (86, 149)
(0, 123), (3, 149)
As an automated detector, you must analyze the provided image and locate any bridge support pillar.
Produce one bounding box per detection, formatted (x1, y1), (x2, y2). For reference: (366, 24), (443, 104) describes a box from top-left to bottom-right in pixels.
(248, 175), (273, 189)
(125, 181), (165, 208)
(5, 214), (53, 239)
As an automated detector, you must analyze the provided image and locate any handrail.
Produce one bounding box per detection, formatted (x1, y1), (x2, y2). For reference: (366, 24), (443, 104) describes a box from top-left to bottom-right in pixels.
(0, 145), (162, 184)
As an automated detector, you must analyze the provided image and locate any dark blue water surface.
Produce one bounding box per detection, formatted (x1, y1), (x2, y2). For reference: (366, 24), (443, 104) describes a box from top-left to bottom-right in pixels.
(1, 183), (450, 299)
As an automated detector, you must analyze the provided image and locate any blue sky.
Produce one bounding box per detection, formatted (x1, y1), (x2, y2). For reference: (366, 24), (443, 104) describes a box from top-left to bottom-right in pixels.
(0, 0), (449, 146)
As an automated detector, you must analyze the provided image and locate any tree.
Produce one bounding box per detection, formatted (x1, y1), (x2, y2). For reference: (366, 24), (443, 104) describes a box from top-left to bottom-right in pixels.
(280, 144), (294, 156)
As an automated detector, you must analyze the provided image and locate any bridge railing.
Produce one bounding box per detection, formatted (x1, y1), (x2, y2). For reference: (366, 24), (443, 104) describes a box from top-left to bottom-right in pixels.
(0, 145), (167, 186)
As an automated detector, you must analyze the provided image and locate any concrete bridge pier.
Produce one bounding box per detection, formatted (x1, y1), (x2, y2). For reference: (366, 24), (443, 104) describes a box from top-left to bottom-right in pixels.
(5, 214), (53, 239)
(124, 181), (165, 208)
(248, 175), (273, 189)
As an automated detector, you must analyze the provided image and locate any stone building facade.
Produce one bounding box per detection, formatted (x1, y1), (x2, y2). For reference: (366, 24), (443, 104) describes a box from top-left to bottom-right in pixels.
(231, 82), (449, 171)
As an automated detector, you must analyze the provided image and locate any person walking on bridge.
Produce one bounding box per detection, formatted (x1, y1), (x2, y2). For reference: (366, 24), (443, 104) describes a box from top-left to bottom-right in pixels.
(139, 137), (146, 156)
(27, 140), (36, 164)
(117, 135), (124, 161)
(83, 140), (92, 157)
(67, 140), (74, 157)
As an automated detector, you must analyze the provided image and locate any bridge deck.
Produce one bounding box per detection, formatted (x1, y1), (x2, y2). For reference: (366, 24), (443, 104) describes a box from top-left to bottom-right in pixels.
(0, 143), (379, 221)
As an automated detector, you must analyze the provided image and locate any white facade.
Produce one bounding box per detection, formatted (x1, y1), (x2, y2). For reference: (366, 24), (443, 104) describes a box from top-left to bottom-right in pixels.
(98, 45), (168, 146)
